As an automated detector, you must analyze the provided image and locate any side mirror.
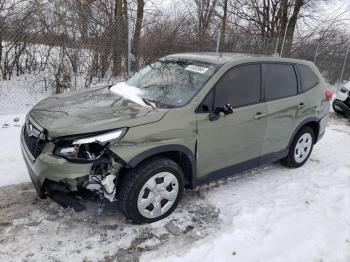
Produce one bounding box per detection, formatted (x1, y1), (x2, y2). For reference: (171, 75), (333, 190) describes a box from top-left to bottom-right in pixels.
(209, 112), (220, 121)
(209, 104), (233, 121)
(221, 104), (233, 115)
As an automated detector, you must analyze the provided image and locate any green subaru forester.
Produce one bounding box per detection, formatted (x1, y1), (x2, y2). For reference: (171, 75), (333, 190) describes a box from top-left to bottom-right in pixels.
(21, 53), (330, 223)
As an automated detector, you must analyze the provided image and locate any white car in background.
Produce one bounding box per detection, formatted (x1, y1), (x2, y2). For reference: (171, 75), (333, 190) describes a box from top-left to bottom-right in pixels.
(333, 84), (350, 118)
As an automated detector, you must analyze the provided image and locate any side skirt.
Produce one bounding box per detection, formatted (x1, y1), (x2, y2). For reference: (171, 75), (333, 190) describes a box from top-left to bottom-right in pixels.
(193, 149), (288, 187)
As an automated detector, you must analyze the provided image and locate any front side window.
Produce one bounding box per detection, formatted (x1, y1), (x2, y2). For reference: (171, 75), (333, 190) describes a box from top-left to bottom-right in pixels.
(111, 60), (217, 108)
(265, 64), (298, 101)
(297, 64), (319, 92)
(214, 64), (261, 108)
(198, 90), (214, 113)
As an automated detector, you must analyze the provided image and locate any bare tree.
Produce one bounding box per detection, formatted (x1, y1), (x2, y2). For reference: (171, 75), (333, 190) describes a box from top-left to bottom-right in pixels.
(194, 0), (218, 50)
(283, 0), (305, 54)
(228, 0), (310, 54)
(132, 0), (145, 70)
(112, 0), (128, 76)
(219, 0), (228, 50)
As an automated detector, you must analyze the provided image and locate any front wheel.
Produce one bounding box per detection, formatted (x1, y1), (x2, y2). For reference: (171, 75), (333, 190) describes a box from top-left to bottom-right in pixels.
(282, 126), (315, 168)
(117, 157), (184, 224)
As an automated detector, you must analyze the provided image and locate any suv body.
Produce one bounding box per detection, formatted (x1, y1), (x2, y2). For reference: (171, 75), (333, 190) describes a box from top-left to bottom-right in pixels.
(21, 53), (330, 223)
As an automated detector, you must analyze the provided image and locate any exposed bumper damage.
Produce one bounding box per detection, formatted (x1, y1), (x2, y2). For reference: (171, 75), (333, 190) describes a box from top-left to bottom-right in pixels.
(21, 125), (128, 211)
(43, 151), (125, 212)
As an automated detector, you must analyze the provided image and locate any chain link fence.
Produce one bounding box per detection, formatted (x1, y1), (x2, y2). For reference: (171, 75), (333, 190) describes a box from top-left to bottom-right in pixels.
(0, 15), (349, 115)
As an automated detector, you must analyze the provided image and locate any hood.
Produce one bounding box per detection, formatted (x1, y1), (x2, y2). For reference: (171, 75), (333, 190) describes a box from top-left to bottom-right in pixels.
(29, 86), (168, 138)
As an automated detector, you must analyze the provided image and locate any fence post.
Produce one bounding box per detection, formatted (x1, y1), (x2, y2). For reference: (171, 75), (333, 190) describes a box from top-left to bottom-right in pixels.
(280, 22), (289, 57)
(340, 44), (350, 83)
(274, 36), (280, 55)
(216, 29), (221, 53)
(127, 15), (132, 78)
(314, 40), (320, 64)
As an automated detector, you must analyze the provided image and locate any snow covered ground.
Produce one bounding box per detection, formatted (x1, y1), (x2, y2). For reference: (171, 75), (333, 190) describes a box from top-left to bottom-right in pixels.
(0, 114), (29, 186)
(0, 114), (350, 262)
(0, 73), (118, 115)
(0, 74), (50, 115)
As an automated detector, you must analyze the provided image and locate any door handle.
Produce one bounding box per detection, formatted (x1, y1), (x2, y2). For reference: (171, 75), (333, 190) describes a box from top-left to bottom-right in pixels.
(253, 112), (267, 120)
(298, 102), (305, 108)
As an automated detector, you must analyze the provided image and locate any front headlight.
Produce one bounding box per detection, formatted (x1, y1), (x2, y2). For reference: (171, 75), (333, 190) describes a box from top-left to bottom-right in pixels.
(54, 128), (127, 162)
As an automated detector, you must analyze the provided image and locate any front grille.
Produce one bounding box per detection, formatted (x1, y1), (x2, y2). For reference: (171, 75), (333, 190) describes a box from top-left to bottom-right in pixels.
(23, 124), (46, 159)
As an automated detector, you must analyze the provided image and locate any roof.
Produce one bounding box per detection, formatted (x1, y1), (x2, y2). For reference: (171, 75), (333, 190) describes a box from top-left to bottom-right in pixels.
(165, 52), (312, 66)
(165, 52), (252, 65)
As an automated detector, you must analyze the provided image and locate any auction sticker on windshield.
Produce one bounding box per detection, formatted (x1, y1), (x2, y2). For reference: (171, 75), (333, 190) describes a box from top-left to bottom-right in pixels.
(185, 65), (209, 74)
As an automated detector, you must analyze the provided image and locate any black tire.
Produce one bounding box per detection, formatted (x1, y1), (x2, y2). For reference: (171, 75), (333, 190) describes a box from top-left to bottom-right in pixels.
(117, 157), (184, 224)
(333, 99), (345, 115)
(281, 126), (315, 168)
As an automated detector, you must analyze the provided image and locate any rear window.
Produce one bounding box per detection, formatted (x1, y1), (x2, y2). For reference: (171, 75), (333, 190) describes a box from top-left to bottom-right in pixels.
(265, 64), (298, 101)
(297, 64), (319, 92)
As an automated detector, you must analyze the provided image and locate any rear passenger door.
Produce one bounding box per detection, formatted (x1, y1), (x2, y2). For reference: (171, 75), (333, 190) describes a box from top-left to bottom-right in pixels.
(261, 63), (308, 157)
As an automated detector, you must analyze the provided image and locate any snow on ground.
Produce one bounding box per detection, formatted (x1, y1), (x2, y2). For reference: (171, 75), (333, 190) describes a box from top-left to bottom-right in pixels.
(0, 114), (29, 186)
(0, 114), (350, 262)
(0, 73), (118, 115)
(0, 74), (50, 114)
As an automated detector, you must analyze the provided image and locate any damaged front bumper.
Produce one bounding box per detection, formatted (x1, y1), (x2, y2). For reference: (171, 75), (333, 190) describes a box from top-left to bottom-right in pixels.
(20, 126), (125, 211)
(21, 129), (93, 192)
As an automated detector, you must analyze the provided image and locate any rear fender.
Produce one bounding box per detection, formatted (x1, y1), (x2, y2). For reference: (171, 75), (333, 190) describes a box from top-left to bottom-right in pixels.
(288, 117), (320, 147)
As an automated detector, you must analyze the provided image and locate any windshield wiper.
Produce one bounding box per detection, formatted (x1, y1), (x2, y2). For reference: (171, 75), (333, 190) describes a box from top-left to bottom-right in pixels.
(142, 97), (156, 109)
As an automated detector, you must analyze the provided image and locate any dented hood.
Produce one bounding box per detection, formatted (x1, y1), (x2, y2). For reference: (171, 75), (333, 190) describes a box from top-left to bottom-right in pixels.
(29, 86), (168, 138)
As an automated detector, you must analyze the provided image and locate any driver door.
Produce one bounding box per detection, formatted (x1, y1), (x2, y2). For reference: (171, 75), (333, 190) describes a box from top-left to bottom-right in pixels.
(196, 63), (268, 178)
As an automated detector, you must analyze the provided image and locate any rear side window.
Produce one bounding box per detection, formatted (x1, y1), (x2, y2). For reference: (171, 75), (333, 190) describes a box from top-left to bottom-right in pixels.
(297, 64), (319, 92)
(214, 64), (261, 108)
(265, 64), (298, 101)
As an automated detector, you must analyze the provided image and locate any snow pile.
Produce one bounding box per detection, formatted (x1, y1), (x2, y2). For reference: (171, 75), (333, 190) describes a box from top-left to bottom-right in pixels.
(110, 81), (148, 107)
(0, 73), (119, 115)
(0, 114), (29, 186)
(0, 74), (50, 114)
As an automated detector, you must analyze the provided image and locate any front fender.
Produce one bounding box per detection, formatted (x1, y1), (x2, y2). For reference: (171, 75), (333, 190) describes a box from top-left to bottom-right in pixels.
(126, 144), (195, 168)
(109, 109), (197, 168)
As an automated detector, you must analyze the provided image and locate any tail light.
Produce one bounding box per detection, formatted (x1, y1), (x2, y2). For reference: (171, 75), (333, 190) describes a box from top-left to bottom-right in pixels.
(325, 90), (333, 102)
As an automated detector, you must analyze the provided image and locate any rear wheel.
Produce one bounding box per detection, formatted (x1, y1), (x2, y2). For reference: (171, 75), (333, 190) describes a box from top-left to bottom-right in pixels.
(117, 157), (184, 224)
(282, 126), (315, 168)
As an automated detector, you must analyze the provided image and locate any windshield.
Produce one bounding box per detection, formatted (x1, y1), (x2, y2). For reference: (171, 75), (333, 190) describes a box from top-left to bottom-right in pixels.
(111, 59), (217, 108)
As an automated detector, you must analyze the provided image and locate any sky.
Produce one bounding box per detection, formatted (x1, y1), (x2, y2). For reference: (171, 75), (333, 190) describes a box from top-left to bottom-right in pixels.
(149, 0), (350, 33)
(319, 0), (350, 28)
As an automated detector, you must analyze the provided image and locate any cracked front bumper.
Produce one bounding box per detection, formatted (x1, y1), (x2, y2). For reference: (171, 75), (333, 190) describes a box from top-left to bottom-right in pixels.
(20, 127), (93, 194)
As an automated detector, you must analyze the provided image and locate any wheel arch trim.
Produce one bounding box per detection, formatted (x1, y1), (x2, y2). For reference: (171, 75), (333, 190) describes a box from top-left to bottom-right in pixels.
(127, 144), (197, 186)
(288, 117), (320, 147)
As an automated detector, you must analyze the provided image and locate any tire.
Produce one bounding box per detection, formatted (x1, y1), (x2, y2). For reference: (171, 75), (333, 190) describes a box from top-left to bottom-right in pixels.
(333, 99), (345, 115)
(281, 126), (315, 168)
(117, 157), (184, 224)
